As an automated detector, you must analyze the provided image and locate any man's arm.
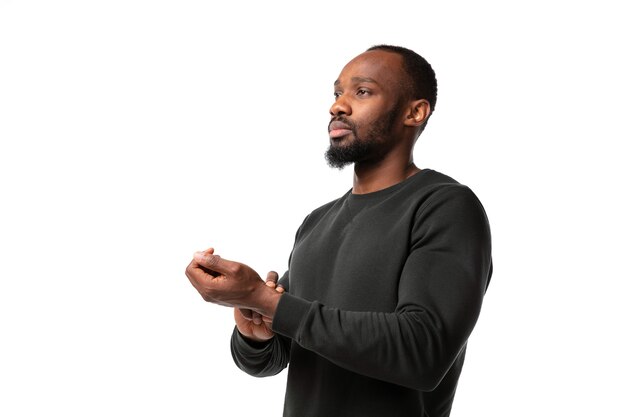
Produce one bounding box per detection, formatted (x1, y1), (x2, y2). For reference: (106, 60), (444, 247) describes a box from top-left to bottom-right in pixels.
(270, 187), (492, 391)
(234, 271), (285, 343)
(186, 188), (491, 390)
(229, 271), (291, 377)
(230, 326), (291, 377)
(186, 252), (291, 377)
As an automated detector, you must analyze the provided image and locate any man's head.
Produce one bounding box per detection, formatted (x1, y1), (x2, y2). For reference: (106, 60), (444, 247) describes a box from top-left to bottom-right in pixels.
(325, 45), (437, 169)
(366, 45), (437, 115)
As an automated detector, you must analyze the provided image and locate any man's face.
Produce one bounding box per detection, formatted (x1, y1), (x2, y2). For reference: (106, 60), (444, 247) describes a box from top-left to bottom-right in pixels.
(326, 50), (409, 169)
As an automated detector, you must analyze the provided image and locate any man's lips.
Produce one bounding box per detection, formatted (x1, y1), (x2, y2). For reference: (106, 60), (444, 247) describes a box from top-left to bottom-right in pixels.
(329, 128), (352, 139)
(328, 120), (352, 139)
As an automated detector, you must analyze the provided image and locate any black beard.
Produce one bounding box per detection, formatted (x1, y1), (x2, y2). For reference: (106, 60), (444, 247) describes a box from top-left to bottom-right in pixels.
(325, 108), (399, 170)
(325, 136), (376, 169)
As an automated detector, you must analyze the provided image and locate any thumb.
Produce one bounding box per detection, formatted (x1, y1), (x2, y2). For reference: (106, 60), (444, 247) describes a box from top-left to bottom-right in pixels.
(265, 271), (279, 288)
(193, 251), (236, 275)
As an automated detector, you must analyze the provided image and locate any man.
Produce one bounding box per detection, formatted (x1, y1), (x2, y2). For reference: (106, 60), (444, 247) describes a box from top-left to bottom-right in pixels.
(185, 45), (493, 417)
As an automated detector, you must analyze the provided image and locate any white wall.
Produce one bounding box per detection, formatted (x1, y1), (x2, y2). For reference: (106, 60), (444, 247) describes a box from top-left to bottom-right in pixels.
(1, 1), (624, 415)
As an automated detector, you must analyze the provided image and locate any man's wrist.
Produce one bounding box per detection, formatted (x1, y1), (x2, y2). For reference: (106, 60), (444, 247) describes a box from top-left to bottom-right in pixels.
(256, 284), (283, 319)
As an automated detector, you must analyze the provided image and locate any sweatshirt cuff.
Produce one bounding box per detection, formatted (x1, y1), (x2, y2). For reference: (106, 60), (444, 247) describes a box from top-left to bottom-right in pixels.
(271, 292), (312, 340)
(231, 327), (273, 352)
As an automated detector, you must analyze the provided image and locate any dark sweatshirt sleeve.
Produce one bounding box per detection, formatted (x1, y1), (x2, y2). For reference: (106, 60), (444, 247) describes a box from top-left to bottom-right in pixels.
(230, 327), (291, 377)
(271, 186), (492, 391)
(230, 271), (293, 377)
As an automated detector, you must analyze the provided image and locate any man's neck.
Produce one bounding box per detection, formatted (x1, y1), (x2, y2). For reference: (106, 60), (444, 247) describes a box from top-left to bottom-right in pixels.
(352, 158), (420, 195)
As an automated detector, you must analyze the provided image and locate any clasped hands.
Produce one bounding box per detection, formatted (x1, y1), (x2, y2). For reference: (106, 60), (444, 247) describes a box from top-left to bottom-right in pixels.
(185, 248), (284, 342)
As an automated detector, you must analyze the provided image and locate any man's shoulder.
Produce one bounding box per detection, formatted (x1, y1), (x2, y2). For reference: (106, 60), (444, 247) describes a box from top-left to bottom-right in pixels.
(305, 191), (349, 221)
(411, 169), (482, 201)
(289, 192), (348, 240)
(412, 170), (489, 226)
(412, 169), (461, 190)
(373, 169), (473, 210)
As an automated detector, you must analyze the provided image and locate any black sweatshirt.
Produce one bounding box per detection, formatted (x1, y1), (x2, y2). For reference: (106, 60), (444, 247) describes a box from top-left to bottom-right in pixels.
(231, 169), (493, 417)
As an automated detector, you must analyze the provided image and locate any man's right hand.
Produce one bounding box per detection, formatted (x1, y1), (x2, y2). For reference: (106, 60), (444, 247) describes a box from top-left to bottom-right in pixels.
(234, 271), (284, 342)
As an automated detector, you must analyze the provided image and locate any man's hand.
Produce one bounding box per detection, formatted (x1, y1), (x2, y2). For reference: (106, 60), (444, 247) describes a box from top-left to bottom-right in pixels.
(185, 248), (282, 318)
(235, 272), (285, 342)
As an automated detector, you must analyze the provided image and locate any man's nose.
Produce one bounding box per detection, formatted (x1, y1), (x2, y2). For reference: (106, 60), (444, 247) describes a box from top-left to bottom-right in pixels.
(329, 95), (351, 116)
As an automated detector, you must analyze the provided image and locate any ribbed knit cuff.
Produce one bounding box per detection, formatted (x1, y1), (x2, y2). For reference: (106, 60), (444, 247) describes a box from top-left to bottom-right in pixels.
(271, 292), (312, 340)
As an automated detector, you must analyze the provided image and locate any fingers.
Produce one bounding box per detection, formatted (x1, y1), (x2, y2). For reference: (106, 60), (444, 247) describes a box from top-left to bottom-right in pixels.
(264, 271), (285, 293)
(237, 308), (268, 326)
(239, 308), (253, 320)
(252, 311), (263, 325)
(186, 248), (215, 279)
(185, 259), (207, 289)
(193, 250), (239, 275)
(265, 271), (279, 288)
(193, 251), (222, 270)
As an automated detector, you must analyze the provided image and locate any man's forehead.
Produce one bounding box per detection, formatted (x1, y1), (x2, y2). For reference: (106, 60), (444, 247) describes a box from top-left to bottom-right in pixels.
(335, 50), (405, 86)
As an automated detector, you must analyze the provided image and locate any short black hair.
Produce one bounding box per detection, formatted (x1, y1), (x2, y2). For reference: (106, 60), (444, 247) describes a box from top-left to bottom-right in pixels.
(367, 45), (438, 114)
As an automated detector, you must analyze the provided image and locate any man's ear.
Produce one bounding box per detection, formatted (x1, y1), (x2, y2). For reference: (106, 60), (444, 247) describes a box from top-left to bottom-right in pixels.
(404, 99), (431, 127)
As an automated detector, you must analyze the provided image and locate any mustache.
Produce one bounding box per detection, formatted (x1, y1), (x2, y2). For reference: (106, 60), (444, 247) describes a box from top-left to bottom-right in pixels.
(328, 116), (356, 131)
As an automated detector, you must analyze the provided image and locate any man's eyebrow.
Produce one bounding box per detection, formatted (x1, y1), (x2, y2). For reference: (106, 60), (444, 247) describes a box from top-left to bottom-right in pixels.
(351, 76), (379, 85)
(334, 77), (380, 86)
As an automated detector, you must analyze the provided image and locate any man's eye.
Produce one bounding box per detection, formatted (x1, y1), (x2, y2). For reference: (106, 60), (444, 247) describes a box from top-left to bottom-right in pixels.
(333, 92), (341, 99)
(356, 89), (370, 96)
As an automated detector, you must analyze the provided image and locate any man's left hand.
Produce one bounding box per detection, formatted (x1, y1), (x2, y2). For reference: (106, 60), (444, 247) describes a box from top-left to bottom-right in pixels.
(185, 248), (282, 319)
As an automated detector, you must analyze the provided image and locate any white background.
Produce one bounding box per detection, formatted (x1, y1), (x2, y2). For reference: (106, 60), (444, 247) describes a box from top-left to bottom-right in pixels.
(1, 1), (625, 415)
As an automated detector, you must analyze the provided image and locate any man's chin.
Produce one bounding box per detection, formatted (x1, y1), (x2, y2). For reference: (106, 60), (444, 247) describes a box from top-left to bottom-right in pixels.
(325, 147), (355, 170)
(324, 135), (375, 170)
(325, 159), (353, 170)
